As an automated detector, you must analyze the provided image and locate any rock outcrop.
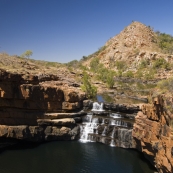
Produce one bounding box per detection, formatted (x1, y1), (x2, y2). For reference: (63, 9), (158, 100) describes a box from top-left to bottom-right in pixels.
(133, 96), (173, 173)
(0, 68), (86, 142)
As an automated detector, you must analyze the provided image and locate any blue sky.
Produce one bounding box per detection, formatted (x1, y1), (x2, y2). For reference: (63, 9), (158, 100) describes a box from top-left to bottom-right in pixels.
(0, 0), (173, 63)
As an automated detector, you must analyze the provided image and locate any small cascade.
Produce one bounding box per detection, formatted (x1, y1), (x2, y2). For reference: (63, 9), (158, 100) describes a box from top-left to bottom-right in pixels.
(80, 122), (98, 142)
(110, 139), (116, 147)
(109, 119), (129, 127)
(110, 113), (122, 118)
(79, 102), (135, 147)
(102, 126), (107, 136)
(111, 127), (115, 138)
(82, 113), (93, 123)
(91, 102), (104, 111)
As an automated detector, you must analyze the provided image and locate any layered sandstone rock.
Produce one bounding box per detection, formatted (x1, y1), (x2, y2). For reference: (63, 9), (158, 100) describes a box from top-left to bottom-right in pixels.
(132, 96), (173, 173)
(0, 69), (86, 142)
(0, 124), (79, 141)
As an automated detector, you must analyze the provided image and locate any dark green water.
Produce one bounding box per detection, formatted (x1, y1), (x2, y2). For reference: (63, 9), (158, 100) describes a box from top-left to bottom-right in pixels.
(0, 141), (156, 173)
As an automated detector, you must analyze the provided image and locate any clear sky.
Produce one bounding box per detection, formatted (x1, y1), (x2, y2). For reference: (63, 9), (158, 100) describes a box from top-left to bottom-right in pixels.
(0, 0), (173, 63)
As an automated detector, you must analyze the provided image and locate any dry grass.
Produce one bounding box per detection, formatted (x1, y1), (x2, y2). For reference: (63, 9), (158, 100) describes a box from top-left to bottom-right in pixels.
(0, 53), (66, 75)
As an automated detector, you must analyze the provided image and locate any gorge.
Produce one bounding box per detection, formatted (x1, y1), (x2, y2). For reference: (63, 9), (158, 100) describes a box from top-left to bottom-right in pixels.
(0, 21), (173, 173)
(0, 68), (169, 173)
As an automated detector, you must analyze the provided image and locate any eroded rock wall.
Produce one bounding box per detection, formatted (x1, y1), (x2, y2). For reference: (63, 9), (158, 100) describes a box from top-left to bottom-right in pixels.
(132, 96), (173, 173)
(0, 70), (86, 142)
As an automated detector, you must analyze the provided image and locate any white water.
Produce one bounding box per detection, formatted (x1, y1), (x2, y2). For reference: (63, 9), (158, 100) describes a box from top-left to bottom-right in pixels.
(111, 127), (115, 138)
(110, 139), (116, 147)
(102, 126), (107, 136)
(80, 102), (133, 146)
(91, 102), (104, 111)
(80, 123), (98, 142)
(110, 113), (122, 118)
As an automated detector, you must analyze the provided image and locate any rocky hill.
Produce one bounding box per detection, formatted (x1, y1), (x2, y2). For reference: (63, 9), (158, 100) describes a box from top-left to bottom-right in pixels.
(81, 21), (173, 80)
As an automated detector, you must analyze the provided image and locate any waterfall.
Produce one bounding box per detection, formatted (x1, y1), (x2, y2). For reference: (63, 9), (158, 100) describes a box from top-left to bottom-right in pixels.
(110, 139), (116, 147)
(79, 102), (134, 147)
(111, 127), (115, 138)
(80, 122), (98, 142)
(110, 113), (122, 118)
(91, 102), (104, 111)
(79, 116), (134, 147)
(102, 126), (107, 136)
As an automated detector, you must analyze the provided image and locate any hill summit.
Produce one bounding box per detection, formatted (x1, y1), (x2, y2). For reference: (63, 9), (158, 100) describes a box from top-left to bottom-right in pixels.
(106, 21), (157, 51)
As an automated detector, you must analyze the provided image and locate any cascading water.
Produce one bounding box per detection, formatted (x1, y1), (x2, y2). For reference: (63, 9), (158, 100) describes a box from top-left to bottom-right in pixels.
(91, 102), (104, 111)
(79, 102), (135, 148)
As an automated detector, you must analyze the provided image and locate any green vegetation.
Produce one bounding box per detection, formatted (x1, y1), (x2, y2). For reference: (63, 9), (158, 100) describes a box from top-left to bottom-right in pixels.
(21, 50), (33, 59)
(153, 58), (171, 70)
(157, 78), (173, 92)
(88, 58), (116, 88)
(143, 69), (155, 80)
(135, 69), (143, 78)
(66, 60), (80, 69)
(139, 59), (148, 69)
(123, 70), (134, 78)
(81, 72), (97, 99)
(156, 32), (173, 54)
(94, 46), (107, 56)
(96, 65), (116, 88)
(45, 61), (59, 67)
(90, 57), (100, 72)
(115, 60), (126, 70)
(106, 71), (115, 88)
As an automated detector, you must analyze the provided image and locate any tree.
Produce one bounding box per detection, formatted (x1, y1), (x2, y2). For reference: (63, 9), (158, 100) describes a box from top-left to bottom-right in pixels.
(106, 71), (115, 88)
(81, 72), (97, 99)
(21, 50), (33, 59)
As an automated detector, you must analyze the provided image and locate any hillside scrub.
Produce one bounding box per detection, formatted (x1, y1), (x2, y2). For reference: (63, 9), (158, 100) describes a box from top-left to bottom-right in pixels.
(81, 72), (97, 99)
(96, 65), (116, 88)
(153, 58), (171, 70)
(115, 60), (127, 70)
(139, 59), (149, 69)
(156, 32), (173, 54)
(157, 78), (173, 92)
(90, 57), (100, 72)
(123, 70), (134, 78)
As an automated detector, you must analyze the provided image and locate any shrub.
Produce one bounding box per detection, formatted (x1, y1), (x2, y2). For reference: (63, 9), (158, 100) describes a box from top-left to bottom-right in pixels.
(81, 72), (97, 99)
(144, 69), (155, 80)
(106, 71), (115, 88)
(115, 61), (126, 70)
(139, 60), (148, 69)
(66, 60), (80, 69)
(90, 57), (100, 72)
(117, 70), (123, 77)
(157, 78), (173, 91)
(153, 58), (169, 69)
(156, 32), (173, 54)
(152, 58), (171, 70)
(123, 70), (134, 78)
(135, 70), (143, 78)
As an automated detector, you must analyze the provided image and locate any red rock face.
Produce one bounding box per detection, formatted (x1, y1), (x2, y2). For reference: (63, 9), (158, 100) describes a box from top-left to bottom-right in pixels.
(0, 70), (86, 125)
(133, 96), (173, 173)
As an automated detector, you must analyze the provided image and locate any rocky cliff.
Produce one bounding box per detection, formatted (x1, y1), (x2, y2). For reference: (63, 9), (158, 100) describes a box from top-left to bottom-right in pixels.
(133, 96), (173, 173)
(0, 67), (86, 142)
